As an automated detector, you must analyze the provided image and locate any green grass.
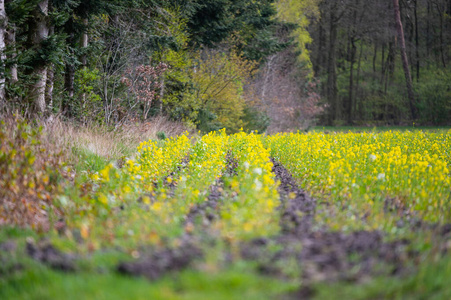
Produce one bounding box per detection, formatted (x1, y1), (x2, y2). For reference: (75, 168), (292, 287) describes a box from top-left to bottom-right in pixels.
(312, 255), (451, 300)
(71, 147), (111, 175)
(312, 125), (451, 133)
(0, 260), (297, 300)
(0, 227), (297, 300)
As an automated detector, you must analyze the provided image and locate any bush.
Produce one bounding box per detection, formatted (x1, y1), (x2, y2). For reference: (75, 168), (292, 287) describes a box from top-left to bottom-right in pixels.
(196, 108), (223, 133)
(156, 131), (167, 140)
(0, 117), (67, 230)
(241, 106), (270, 133)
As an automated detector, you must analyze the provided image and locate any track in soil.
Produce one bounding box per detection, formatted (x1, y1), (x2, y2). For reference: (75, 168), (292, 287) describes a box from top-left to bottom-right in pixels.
(241, 159), (418, 297)
(99, 156), (450, 297)
(117, 153), (238, 280)
(11, 152), (450, 299)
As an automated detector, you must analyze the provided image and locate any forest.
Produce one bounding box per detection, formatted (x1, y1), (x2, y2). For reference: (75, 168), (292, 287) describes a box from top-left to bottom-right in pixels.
(0, 0), (449, 132)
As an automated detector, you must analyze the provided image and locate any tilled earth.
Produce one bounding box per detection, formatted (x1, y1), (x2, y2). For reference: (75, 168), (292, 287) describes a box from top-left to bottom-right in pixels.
(117, 153), (238, 280)
(15, 157), (451, 298)
(116, 158), (418, 289)
(241, 160), (416, 297)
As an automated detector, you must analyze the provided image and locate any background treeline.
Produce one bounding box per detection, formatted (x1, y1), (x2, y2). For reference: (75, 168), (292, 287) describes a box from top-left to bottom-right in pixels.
(308, 0), (451, 125)
(0, 0), (316, 133)
(0, 0), (450, 133)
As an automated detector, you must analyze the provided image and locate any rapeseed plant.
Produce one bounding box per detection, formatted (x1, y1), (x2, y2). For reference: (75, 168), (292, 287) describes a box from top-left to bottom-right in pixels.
(219, 132), (280, 239)
(266, 130), (451, 229)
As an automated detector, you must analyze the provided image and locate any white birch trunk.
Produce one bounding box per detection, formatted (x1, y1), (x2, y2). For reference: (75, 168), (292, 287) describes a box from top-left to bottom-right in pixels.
(6, 24), (17, 83)
(0, 0), (6, 104)
(29, 0), (49, 114)
(45, 26), (54, 108)
(80, 18), (88, 66)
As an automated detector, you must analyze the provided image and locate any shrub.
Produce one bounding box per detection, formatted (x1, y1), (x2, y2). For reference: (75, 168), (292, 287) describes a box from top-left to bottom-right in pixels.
(156, 131), (167, 140)
(0, 116), (66, 230)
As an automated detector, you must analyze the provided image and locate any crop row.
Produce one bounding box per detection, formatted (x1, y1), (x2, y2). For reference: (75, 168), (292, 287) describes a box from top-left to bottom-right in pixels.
(70, 129), (451, 249)
(265, 130), (451, 229)
(78, 131), (279, 249)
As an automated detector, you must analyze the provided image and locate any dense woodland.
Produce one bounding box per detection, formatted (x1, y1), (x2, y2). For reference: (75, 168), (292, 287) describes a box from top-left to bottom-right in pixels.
(0, 0), (450, 132)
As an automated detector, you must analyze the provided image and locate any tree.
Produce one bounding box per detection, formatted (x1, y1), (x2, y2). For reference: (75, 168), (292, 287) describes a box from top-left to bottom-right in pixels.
(393, 0), (416, 120)
(0, 0), (6, 105)
(186, 0), (286, 61)
(26, 0), (49, 115)
(276, 0), (320, 72)
(191, 48), (257, 132)
(325, 1), (345, 124)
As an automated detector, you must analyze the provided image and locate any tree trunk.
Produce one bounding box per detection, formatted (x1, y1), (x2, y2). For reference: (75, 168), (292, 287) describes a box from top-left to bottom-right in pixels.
(27, 0), (49, 115)
(0, 0), (6, 104)
(159, 76), (165, 113)
(46, 64), (54, 109)
(45, 26), (54, 109)
(327, 9), (338, 124)
(347, 37), (356, 125)
(384, 41), (396, 94)
(355, 41), (363, 120)
(380, 42), (385, 86)
(5, 23), (17, 83)
(435, 3), (446, 68)
(346, 3), (358, 125)
(393, 0), (416, 120)
(372, 42), (377, 73)
(426, 1), (431, 61)
(63, 63), (75, 116)
(63, 16), (75, 117)
(314, 22), (325, 76)
(79, 18), (88, 116)
(414, 0), (420, 81)
(80, 18), (88, 66)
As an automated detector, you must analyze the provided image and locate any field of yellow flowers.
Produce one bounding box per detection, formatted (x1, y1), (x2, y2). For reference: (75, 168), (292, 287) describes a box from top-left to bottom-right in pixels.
(86, 129), (450, 242)
(1, 121), (451, 299)
(266, 130), (451, 229)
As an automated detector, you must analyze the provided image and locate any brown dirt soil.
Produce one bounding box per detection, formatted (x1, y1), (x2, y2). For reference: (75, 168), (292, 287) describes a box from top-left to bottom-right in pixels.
(26, 238), (76, 272)
(116, 153), (238, 280)
(117, 243), (202, 280)
(6, 152), (449, 295)
(241, 159), (419, 298)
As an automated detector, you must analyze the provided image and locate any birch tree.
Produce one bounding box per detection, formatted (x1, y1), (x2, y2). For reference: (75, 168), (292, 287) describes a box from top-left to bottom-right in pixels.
(27, 0), (49, 114)
(0, 0), (6, 104)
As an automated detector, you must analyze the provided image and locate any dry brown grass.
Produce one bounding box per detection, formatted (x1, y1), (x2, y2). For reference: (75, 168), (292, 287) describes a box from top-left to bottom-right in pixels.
(42, 115), (191, 160)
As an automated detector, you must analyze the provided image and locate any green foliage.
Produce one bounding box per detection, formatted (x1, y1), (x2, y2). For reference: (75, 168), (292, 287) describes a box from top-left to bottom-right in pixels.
(191, 49), (257, 133)
(276, 0), (320, 72)
(313, 255), (451, 300)
(156, 131), (167, 140)
(73, 67), (103, 124)
(195, 108), (222, 133)
(186, 0), (287, 61)
(241, 106), (270, 133)
(152, 11), (202, 123)
(186, 0), (236, 48)
(4, 0), (35, 26)
(0, 260), (296, 300)
(416, 69), (451, 125)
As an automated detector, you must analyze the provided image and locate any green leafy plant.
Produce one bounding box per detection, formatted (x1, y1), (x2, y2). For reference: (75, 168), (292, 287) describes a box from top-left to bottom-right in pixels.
(156, 131), (167, 140)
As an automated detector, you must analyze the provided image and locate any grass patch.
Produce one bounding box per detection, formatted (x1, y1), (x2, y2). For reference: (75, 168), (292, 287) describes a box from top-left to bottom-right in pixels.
(312, 255), (451, 300)
(312, 126), (451, 133)
(0, 262), (296, 300)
